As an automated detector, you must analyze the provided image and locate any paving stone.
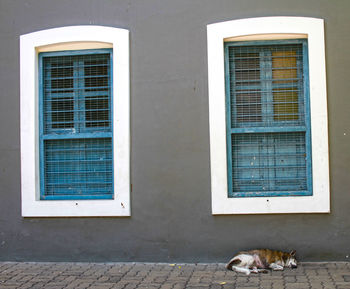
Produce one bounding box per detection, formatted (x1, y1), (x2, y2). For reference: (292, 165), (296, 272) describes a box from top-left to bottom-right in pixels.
(209, 285), (222, 289)
(284, 276), (296, 282)
(159, 284), (173, 289)
(309, 281), (323, 286)
(17, 284), (38, 289)
(285, 283), (310, 289)
(322, 286), (336, 289)
(335, 281), (350, 286)
(296, 276), (309, 282)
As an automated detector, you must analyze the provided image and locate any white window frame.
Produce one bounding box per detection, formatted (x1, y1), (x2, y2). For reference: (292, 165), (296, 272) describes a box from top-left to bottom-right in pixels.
(20, 26), (130, 217)
(207, 17), (330, 214)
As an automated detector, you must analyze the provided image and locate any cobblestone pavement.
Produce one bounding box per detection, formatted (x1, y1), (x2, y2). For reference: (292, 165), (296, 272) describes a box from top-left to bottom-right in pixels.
(0, 262), (350, 289)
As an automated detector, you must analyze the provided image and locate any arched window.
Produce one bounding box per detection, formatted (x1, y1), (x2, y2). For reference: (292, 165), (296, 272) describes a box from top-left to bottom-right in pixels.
(21, 26), (130, 216)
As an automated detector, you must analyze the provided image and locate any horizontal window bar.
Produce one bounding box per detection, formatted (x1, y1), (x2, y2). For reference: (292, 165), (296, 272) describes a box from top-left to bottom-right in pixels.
(234, 165), (306, 169)
(45, 109), (110, 114)
(45, 74), (109, 81)
(42, 132), (112, 139)
(235, 152), (306, 158)
(230, 126), (306, 134)
(229, 190), (312, 198)
(46, 158), (113, 163)
(46, 180), (113, 184)
(41, 194), (114, 200)
(46, 170), (112, 174)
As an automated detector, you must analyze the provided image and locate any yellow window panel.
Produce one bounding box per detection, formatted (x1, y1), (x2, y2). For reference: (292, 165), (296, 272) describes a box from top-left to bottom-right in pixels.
(272, 50), (297, 84)
(273, 88), (299, 121)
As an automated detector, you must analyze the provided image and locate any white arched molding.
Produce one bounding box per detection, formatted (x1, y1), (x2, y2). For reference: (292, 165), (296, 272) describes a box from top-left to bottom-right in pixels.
(207, 17), (329, 214)
(20, 26), (130, 217)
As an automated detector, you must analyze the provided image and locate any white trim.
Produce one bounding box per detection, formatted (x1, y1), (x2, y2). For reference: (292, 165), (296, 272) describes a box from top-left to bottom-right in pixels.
(207, 17), (330, 214)
(20, 26), (130, 217)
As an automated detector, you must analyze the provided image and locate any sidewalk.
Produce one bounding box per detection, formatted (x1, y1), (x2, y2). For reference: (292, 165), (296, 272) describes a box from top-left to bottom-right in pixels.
(0, 262), (349, 289)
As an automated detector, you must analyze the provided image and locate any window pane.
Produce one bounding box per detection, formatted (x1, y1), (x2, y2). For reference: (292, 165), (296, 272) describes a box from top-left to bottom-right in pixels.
(272, 50), (298, 84)
(51, 97), (74, 128)
(84, 56), (109, 91)
(43, 60), (74, 131)
(229, 49), (262, 125)
(228, 43), (305, 127)
(272, 49), (300, 121)
(235, 91), (262, 123)
(84, 55), (111, 128)
(231, 132), (307, 196)
(50, 61), (74, 93)
(85, 95), (110, 127)
(273, 88), (299, 121)
(234, 52), (261, 86)
(43, 138), (113, 199)
(42, 53), (112, 133)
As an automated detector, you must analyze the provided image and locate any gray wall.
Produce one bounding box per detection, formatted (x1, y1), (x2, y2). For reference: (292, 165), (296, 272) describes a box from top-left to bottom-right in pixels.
(0, 0), (349, 262)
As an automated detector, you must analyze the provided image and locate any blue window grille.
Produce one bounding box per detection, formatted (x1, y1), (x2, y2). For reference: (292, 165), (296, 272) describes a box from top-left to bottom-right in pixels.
(224, 40), (312, 198)
(39, 49), (113, 200)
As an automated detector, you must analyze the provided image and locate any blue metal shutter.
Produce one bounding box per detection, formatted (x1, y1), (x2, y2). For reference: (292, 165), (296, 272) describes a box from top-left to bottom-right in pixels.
(225, 40), (312, 197)
(39, 50), (113, 200)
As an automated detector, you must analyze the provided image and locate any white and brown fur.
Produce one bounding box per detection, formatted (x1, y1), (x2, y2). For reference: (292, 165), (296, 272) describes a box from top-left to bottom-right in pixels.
(226, 249), (297, 275)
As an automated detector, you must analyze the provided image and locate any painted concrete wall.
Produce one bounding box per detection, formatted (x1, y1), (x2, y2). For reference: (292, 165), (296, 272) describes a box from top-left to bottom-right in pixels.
(0, 0), (349, 262)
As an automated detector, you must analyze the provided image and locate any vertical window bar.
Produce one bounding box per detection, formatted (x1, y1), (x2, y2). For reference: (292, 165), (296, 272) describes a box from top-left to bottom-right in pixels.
(302, 41), (313, 194)
(225, 44), (234, 195)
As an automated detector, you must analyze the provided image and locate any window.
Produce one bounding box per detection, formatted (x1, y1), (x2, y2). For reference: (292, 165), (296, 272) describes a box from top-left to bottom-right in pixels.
(225, 40), (312, 198)
(39, 50), (113, 200)
(21, 26), (130, 216)
(207, 17), (330, 214)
